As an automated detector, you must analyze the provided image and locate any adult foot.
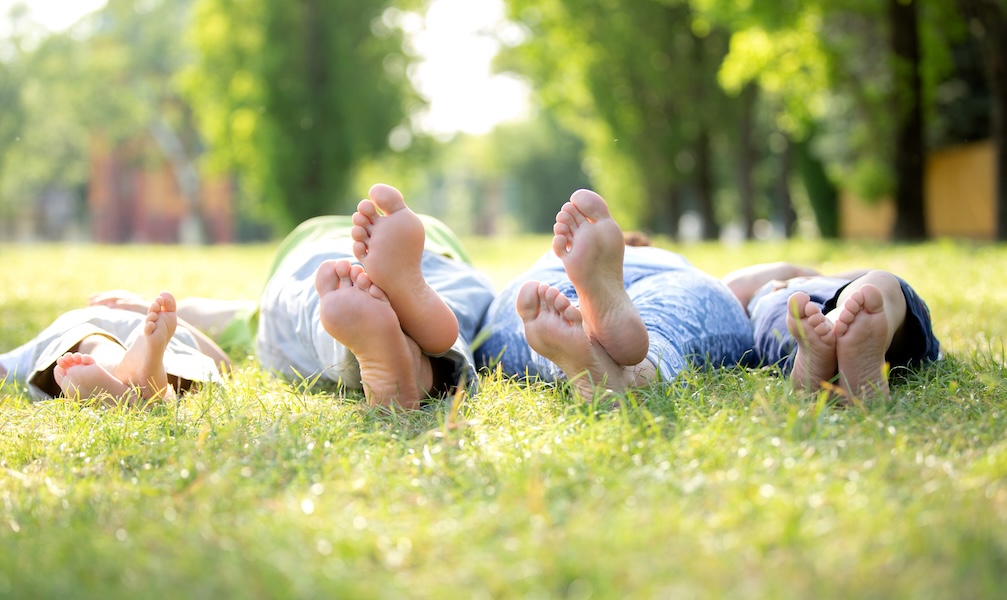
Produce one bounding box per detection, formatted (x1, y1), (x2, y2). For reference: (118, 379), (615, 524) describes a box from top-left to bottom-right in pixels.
(111, 292), (175, 401)
(350, 183), (459, 355)
(552, 189), (648, 366)
(786, 291), (837, 393)
(517, 280), (645, 400)
(834, 284), (891, 401)
(315, 259), (432, 409)
(54, 352), (132, 402)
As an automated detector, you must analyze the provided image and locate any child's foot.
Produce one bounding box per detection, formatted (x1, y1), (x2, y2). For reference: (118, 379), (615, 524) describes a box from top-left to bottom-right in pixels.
(315, 259), (432, 409)
(787, 292), (837, 393)
(54, 352), (132, 402)
(350, 183), (459, 355)
(111, 292), (175, 400)
(552, 190), (648, 366)
(517, 280), (642, 400)
(834, 284), (891, 400)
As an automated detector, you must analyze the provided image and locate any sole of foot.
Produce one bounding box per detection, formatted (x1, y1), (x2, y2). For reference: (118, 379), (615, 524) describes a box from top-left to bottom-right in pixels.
(787, 291), (837, 394)
(315, 259), (430, 409)
(349, 183), (459, 355)
(834, 284), (891, 402)
(552, 189), (648, 366)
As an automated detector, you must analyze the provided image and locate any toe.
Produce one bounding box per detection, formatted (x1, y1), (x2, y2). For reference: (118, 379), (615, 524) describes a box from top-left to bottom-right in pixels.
(859, 284), (885, 313)
(569, 189), (610, 222)
(314, 260), (338, 294)
(350, 221), (369, 240)
(352, 240), (368, 261)
(368, 183), (407, 214)
(556, 205), (578, 228)
(516, 281), (542, 321)
(159, 292), (177, 312)
(552, 234), (569, 257)
(356, 199), (379, 220)
(336, 263), (354, 288)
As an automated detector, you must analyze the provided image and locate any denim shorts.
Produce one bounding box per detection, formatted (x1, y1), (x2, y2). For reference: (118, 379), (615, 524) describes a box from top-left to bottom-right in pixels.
(476, 248), (754, 382)
(748, 275), (941, 375)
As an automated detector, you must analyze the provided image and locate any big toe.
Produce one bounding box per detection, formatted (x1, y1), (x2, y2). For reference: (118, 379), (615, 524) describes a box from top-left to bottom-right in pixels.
(787, 292), (811, 317)
(158, 291), (177, 313)
(569, 189), (612, 221)
(858, 284), (886, 314)
(517, 281), (544, 321)
(315, 260), (350, 294)
(368, 183), (408, 214)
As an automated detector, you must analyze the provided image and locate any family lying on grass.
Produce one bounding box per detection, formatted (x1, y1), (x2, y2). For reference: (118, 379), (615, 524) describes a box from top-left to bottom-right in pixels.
(0, 184), (940, 409)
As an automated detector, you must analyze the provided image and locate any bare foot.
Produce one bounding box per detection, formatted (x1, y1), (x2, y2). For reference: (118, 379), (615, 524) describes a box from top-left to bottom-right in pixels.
(517, 280), (647, 400)
(552, 189), (648, 366)
(350, 183), (459, 355)
(834, 284), (891, 400)
(54, 352), (132, 402)
(787, 292), (837, 393)
(111, 292), (176, 400)
(315, 259), (432, 409)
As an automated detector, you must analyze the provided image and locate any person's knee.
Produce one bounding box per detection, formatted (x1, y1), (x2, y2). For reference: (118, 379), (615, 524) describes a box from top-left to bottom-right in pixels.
(856, 270), (900, 291)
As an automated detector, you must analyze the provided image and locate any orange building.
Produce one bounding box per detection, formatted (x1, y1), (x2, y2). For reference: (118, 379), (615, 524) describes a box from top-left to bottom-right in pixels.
(840, 141), (996, 239)
(87, 135), (234, 244)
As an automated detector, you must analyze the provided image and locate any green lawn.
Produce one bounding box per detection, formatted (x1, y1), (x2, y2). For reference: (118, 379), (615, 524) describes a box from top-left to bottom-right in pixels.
(1, 239), (1006, 599)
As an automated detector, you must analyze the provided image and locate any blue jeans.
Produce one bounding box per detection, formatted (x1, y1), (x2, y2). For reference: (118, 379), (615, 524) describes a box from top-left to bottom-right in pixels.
(748, 275), (940, 374)
(257, 238), (495, 394)
(476, 247), (754, 382)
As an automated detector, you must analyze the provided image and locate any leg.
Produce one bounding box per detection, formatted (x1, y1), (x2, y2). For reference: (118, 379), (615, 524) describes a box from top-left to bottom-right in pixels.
(315, 259), (434, 409)
(53, 351), (133, 402)
(72, 293), (177, 403)
(828, 271), (907, 400)
(517, 280), (654, 400)
(552, 189), (648, 365)
(106, 292), (176, 400)
(350, 183), (459, 355)
(786, 292), (838, 393)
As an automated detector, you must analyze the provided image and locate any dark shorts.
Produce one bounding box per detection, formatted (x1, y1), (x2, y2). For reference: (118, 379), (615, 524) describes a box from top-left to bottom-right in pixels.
(748, 275), (940, 376)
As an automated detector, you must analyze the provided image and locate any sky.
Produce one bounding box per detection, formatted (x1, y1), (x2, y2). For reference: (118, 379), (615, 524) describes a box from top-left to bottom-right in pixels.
(0, 0), (530, 136)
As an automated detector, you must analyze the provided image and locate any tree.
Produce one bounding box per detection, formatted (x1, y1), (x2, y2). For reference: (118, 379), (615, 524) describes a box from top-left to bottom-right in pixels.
(0, 0), (212, 242)
(696, 0), (966, 240)
(183, 0), (421, 232)
(956, 0), (1007, 240)
(488, 114), (592, 233)
(889, 0), (926, 240)
(499, 0), (737, 239)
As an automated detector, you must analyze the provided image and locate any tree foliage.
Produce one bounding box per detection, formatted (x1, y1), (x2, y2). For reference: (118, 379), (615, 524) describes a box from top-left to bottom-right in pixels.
(499, 0), (740, 238)
(0, 0), (204, 238)
(695, 0), (972, 239)
(182, 0), (422, 231)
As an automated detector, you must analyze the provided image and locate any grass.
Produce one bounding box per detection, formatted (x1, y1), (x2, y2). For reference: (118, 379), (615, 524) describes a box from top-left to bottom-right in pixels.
(1, 238), (1006, 599)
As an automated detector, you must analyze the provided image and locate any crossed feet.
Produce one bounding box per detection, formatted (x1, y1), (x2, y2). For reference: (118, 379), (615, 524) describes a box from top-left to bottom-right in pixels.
(517, 189), (654, 400)
(316, 183), (457, 409)
(788, 284), (891, 401)
(53, 292), (177, 405)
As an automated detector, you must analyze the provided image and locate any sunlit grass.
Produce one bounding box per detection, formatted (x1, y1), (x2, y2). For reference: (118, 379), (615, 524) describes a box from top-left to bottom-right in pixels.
(1, 239), (1006, 599)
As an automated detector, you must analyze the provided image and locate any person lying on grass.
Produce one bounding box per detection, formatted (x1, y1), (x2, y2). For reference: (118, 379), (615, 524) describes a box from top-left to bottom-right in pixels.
(0, 292), (229, 406)
(257, 183), (497, 409)
(476, 189), (754, 400)
(103, 184), (496, 411)
(722, 262), (941, 401)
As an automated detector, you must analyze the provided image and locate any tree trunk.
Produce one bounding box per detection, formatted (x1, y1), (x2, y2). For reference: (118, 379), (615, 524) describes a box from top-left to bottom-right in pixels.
(776, 133), (797, 238)
(148, 120), (205, 244)
(889, 0), (927, 240)
(695, 129), (720, 240)
(795, 134), (839, 238)
(739, 83), (758, 239)
(663, 184), (681, 239)
(958, 0), (1007, 241)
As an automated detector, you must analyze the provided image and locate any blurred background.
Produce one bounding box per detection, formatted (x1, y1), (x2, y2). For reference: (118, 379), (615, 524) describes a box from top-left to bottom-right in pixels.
(0, 0), (1002, 244)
